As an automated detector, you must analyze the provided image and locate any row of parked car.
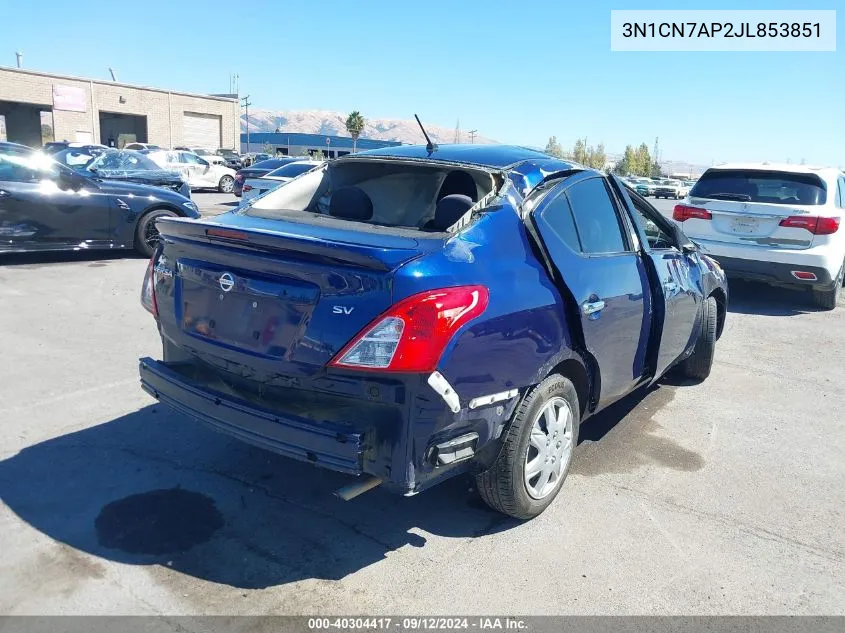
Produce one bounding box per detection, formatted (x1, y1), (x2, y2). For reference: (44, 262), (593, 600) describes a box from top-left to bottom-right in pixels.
(45, 143), (240, 194)
(623, 176), (697, 199)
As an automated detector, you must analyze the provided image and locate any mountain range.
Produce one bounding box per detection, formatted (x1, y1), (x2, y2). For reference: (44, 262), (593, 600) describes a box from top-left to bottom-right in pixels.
(240, 109), (496, 145)
(239, 109), (708, 174)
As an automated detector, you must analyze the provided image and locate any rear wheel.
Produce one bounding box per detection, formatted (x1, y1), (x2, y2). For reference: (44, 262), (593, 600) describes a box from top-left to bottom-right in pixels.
(475, 374), (580, 520)
(218, 175), (235, 193)
(812, 261), (844, 310)
(676, 295), (717, 381)
(135, 209), (177, 257)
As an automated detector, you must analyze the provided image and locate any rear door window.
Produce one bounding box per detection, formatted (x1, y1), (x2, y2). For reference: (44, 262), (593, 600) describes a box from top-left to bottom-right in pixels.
(565, 177), (628, 254)
(691, 169), (827, 205)
(538, 191), (581, 253)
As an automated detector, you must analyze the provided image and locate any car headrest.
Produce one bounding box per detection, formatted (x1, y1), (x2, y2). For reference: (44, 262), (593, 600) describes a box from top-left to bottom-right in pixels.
(426, 194), (474, 231)
(329, 186), (373, 221)
(437, 170), (477, 202)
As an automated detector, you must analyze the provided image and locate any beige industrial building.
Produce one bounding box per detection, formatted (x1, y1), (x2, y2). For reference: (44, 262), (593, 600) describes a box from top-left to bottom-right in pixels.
(0, 66), (239, 150)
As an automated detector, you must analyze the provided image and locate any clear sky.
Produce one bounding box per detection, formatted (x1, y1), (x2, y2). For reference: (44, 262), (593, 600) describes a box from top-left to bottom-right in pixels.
(6, 0), (843, 167)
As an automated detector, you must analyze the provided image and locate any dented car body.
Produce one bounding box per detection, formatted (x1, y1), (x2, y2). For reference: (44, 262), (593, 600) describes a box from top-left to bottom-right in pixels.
(139, 144), (728, 518)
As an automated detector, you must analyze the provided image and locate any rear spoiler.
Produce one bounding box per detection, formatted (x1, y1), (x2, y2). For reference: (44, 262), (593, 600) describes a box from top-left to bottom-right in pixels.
(155, 217), (432, 272)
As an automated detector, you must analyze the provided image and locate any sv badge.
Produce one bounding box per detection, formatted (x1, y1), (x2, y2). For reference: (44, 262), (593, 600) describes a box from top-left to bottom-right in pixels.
(332, 306), (354, 315)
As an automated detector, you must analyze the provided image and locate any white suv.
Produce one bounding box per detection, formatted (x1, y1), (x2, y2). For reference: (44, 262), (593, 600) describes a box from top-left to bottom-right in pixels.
(674, 163), (845, 309)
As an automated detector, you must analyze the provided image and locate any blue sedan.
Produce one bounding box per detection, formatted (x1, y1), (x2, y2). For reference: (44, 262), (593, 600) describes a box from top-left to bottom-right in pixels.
(139, 144), (728, 519)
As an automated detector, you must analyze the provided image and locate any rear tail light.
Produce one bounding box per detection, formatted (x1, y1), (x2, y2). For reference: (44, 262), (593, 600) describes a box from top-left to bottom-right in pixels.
(329, 285), (489, 372)
(243, 184), (252, 192)
(141, 256), (158, 317)
(673, 204), (712, 222)
(791, 271), (818, 281)
(778, 216), (840, 235)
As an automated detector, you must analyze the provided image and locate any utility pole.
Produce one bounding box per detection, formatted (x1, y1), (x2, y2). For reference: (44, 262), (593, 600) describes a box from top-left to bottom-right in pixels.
(469, 129), (478, 144)
(454, 118), (460, 144)
(241, 95), (252, 152)
(15, 51), (22, 68)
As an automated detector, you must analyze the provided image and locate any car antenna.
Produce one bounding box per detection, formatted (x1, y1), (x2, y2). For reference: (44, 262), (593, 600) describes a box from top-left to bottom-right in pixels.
(414, 114), (438, 154)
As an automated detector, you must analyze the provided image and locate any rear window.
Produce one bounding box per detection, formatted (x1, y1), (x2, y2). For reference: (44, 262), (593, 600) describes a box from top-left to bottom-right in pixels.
(266, 163), (319, 178)
(691, 169), (827, 205)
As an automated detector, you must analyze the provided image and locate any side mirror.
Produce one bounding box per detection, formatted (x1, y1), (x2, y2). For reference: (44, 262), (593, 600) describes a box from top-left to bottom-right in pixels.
(57, 169), (81, 191)
(671, 222), (697, 254)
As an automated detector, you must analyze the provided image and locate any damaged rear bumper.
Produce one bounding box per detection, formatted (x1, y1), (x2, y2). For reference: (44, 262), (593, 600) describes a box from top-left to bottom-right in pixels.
(139, 356), (519, 496)
(139, 357), (364, 474)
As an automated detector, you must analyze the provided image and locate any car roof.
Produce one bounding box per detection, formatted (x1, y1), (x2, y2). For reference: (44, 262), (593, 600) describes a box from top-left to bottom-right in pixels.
(347, 144), (564, 169)
(709, 162), (842, 181)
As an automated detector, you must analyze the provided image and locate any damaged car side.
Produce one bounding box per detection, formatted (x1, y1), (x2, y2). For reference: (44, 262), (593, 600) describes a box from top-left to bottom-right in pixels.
(138, 144), (727, 519)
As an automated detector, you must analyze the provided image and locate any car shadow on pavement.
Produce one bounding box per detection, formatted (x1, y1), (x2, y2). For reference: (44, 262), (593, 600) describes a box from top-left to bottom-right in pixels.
(726, 278), (830, 316)
(0, 403), (520, 590)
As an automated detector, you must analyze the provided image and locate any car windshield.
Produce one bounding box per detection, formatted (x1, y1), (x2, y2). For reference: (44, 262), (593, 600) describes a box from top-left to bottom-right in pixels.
(690, 169), (827, 205)
(53, 148), (102, 169)
(266, 162), (320, 178)
(194, 149), (212, 156)
(87, 150), (162, 172)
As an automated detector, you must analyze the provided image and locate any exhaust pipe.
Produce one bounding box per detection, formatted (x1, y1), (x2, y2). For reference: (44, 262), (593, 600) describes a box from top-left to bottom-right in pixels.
(334, 476), (382, 501)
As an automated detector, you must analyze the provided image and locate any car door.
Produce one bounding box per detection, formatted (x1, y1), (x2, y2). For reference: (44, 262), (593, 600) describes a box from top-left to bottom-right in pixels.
(180, 152), (213, 187)
(529, 172), (652, 407)
(0, 153), (111, 249)
(611, 176), (702, 377)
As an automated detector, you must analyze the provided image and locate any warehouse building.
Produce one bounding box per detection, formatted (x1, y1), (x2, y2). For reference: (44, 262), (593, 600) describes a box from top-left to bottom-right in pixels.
(0, 66), (239, 150)
(241, 132), (402, 159)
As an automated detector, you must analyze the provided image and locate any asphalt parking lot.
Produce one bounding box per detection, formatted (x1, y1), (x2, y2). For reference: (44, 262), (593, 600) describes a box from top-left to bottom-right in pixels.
(0, 195), (843, 616)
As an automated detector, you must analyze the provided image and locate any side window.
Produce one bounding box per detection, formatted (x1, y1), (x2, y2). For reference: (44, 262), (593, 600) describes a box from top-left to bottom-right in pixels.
(0, 154), (38, 182)
(182, 152), (202, 165)
(629, 195), (676, 250)
(539, 191), (581, 253)
(837, 177), (845, 209)
(565, 177), (627, 254)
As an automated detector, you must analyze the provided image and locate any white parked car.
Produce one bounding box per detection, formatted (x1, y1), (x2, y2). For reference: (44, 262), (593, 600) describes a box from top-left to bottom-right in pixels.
(674, 163), (845, 309)
(653, 179), (683, 199)
(174, 147), (226, 165)
(242, 160), (324, 200)
(144, 150), (237, 193)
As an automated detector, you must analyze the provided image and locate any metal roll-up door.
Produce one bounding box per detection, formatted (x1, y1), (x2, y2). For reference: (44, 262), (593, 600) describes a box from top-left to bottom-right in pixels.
(182, 112), (221, 149)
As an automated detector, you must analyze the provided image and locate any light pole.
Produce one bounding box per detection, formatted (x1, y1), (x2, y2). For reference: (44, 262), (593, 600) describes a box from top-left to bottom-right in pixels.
(241, 95), (251, 153)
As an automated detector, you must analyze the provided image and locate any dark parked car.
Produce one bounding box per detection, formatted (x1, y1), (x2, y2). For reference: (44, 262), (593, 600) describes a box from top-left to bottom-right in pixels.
(42, 141), (108, 156)
(139, 144), (728, 519)
(216, 148), (243, 170)
(233, 157), (304, 196)
(82, 150), (191, 199)
(0, 144), (199, 257)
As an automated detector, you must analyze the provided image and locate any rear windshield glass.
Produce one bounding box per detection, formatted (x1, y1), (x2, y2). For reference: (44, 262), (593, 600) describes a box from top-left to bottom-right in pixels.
(266, 163), (319, 178)
(691, 169), (827, 205)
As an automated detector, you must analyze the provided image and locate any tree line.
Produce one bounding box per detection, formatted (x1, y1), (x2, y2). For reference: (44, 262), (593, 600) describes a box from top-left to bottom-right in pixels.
(544, 137), (662, 177)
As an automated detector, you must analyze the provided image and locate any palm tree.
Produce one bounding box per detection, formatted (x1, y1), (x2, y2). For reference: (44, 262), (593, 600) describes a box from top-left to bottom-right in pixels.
(345, 111), (366, 153)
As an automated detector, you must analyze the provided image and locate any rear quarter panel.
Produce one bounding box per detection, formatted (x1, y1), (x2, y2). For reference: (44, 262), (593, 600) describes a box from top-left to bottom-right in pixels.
(392, 205), (579, 481)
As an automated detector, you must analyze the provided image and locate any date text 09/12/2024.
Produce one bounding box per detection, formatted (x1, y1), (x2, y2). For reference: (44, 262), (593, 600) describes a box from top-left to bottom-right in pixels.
(622, 22), (821, 38)
(307, 618), (528, 630)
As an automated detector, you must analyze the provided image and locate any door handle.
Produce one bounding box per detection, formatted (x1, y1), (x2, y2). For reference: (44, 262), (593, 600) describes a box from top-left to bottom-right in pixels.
(582, 299), (606, 316)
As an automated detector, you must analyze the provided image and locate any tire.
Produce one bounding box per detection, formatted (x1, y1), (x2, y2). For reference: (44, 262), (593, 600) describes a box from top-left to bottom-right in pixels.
(812, 261), (844, 310)
(218, 175), (235, 193)
(135, 209), (177, 257)
(676, 295), (717, 381)
(475, 374), (580, 520)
